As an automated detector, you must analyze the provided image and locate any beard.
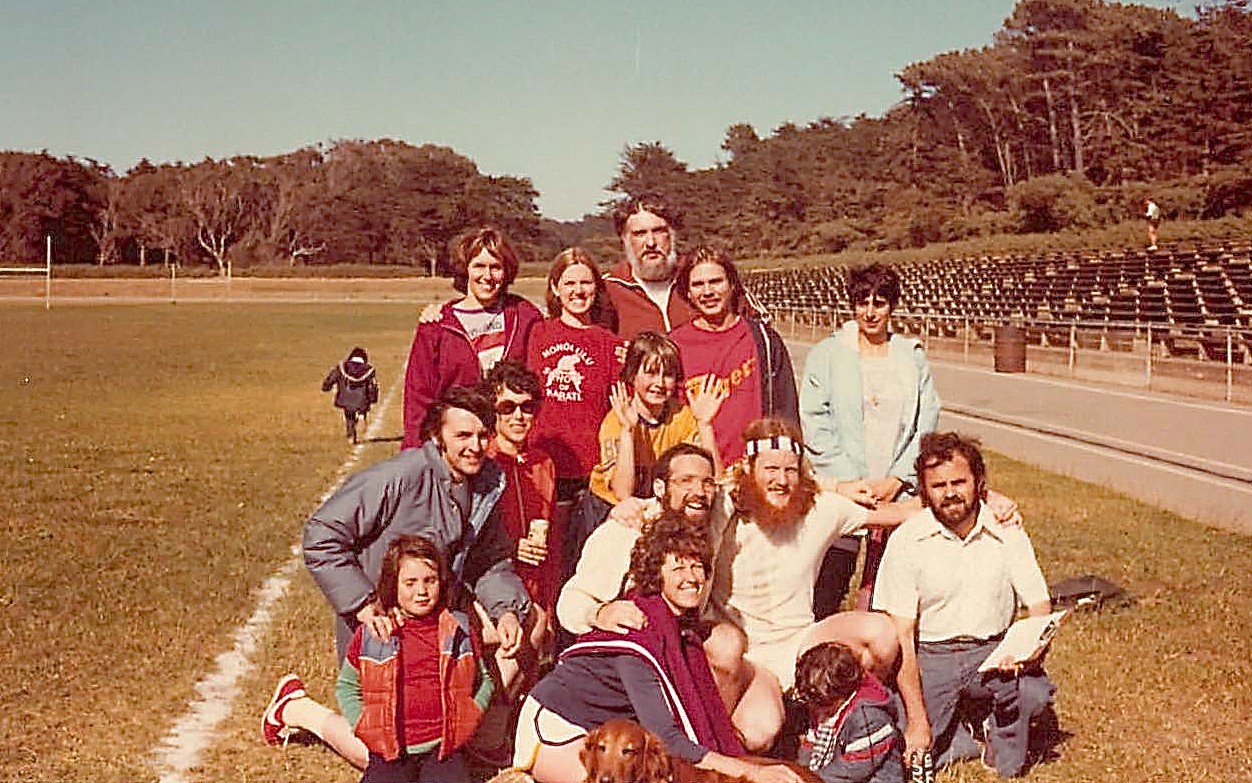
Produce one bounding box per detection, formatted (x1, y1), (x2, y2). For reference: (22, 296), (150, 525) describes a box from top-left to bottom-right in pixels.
(932, 495), (979, 530)
(625, 241), (679, 282)
(732, 466), (817, 531)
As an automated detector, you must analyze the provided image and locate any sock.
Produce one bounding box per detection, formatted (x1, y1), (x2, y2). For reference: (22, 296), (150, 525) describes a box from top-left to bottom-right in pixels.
(281, 696), (336, 740)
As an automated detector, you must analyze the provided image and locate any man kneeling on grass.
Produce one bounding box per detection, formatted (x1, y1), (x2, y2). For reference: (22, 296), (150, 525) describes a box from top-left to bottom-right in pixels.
(874, 432), (1055, 778)
(261, 385), (534, 769)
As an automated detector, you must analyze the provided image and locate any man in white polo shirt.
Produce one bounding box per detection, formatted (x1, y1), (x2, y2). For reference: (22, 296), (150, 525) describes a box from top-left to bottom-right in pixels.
(874, 432), (1055, 778)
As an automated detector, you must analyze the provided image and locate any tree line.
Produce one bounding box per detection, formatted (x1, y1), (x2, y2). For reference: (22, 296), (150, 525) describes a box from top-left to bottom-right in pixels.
(1, 0), (1248, 272)
(607, 0), (1252, 255)
(0, 140), (545, 270)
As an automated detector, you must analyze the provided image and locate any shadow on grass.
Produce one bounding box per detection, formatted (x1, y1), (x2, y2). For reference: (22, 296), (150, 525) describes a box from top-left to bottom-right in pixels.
(365, 435), (404, 444)
(1028, 704), (1072, 769)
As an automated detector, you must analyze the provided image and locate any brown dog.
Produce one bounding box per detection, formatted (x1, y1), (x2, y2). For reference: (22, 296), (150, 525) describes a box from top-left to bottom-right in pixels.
(580, 719), (819, 783)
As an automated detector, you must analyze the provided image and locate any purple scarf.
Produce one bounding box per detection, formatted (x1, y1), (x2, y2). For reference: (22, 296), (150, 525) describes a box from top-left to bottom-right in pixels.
(565, 593), (745, 756)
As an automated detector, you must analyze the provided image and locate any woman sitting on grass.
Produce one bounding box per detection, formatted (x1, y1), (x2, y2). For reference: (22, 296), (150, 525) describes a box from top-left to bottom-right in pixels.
(513, 513), (800, 783)
(262, 536), (493, 780)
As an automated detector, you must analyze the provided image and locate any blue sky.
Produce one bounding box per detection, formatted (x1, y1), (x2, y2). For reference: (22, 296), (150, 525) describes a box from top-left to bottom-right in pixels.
(0, 1), (1190, 220)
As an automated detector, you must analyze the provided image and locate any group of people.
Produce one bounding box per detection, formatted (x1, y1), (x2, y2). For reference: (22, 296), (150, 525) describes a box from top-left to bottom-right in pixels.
(262, 195), (1060, 783)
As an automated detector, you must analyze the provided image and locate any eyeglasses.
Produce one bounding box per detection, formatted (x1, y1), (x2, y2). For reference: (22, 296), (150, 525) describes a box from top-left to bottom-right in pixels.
(495, 399), (539, 416)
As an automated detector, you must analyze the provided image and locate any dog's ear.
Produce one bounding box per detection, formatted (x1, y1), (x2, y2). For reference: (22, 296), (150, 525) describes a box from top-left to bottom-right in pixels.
(580, 726), (602, 778)
(640, 727), (672, 783)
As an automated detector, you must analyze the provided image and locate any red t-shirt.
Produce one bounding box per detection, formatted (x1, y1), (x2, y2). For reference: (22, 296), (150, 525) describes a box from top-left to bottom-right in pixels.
(670, 318), (762, 464)
(526, 318), (624, 480)
(398, 613), (442, 747)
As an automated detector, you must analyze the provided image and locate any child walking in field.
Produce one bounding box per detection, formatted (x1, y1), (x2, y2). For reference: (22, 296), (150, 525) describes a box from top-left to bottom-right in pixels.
(322, 346), (379, 444)
(263, 535), (494, 780)
(794, 642), (903, 783)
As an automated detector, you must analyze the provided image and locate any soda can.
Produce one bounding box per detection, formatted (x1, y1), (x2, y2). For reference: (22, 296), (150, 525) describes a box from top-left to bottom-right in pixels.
(908, 751), (934, 783)
(528, 519), (549, 546)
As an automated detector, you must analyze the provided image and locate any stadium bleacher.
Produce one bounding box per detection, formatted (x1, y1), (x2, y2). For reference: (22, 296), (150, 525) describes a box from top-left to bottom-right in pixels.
(745, 243), (1252, 363)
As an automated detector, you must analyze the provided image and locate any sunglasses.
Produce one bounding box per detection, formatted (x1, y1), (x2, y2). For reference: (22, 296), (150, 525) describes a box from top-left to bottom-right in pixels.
(495, 399), (539, 416)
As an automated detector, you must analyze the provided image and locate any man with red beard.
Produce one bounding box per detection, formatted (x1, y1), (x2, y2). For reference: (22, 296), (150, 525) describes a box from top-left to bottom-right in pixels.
(707, 418), (912, 750)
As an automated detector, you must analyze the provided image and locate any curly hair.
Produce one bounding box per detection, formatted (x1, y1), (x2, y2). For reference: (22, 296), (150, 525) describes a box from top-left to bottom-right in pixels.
(627, 511), (712, 598)
(376, 535), (448, 613)
(915, 431), (987, 505)
(448, 226), (521, 295)
(793, 642), (864, 722)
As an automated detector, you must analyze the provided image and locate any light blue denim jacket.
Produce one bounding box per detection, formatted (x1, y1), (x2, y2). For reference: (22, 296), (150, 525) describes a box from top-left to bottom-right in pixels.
(799, 321), (940, 489)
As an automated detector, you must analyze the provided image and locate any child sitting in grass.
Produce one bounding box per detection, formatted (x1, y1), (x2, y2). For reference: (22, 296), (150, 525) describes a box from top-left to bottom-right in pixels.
(263, 535), (493, 780)
(337, 534), (494, 782)
(794, 642), (903, 783)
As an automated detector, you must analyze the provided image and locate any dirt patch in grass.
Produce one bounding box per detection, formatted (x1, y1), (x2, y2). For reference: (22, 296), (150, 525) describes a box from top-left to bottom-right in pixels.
(0, 275), (551, 304)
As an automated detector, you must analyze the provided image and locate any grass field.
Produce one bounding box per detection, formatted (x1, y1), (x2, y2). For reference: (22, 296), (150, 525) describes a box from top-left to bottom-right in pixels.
(2, 300), (1250, 783)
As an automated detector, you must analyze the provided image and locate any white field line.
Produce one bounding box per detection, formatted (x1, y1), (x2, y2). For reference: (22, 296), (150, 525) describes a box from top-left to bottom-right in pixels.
(149, 371), (404, 783)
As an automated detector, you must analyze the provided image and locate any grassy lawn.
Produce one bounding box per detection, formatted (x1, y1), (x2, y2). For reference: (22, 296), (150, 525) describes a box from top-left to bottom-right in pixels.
(0, 302), (421, 782)
(2, 301), (1248, 783)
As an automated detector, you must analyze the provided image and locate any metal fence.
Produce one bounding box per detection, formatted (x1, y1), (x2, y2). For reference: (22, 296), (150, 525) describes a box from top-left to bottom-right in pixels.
(770, 306), (1252, 405)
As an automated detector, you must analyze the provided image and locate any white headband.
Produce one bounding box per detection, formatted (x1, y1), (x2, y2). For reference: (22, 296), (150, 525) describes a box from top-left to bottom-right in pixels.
(745, 435), (804, 457)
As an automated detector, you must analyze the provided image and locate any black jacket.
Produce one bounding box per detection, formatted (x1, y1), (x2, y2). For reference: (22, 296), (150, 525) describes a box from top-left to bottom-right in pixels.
(746, 317), (799, 426)
(322, 350), (379, 414)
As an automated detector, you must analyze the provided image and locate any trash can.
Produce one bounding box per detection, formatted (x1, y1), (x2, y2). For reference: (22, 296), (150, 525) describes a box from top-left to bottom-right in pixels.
(995, 325), (1027, 373)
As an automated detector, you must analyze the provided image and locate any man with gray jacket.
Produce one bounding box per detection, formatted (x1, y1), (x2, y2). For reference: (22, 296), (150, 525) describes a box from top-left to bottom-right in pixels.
(303, 385), (530, 664)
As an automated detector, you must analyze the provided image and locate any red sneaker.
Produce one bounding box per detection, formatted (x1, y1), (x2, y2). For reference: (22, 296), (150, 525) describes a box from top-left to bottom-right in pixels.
(261, 674), (306, 746)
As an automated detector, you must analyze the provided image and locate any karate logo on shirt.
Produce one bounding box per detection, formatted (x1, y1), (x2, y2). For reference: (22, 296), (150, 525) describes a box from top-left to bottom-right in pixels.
(541, 342), (595, 402)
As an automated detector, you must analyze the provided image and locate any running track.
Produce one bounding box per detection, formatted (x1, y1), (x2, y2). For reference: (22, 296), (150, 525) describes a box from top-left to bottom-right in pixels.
(787, 340), (1252, 536)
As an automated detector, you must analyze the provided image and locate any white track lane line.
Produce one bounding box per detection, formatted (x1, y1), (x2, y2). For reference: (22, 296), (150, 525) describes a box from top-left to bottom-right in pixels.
(944, 408), (1252, 495)
(149, 371), (404, 783)
(931, 358), (1252, 417)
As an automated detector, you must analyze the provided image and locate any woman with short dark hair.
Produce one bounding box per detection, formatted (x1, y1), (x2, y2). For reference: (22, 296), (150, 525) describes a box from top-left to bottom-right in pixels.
(800, 263), (940, 616)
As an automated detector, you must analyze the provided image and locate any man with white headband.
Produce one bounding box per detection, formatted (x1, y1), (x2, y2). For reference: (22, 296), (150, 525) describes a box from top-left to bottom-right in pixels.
(706, 417), (910, 750)
(559, 418), (916, 750)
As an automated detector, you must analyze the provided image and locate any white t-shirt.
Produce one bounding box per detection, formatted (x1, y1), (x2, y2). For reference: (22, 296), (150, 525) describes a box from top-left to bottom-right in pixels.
(717, 492), (869, 686)
(860, 355), (906, 480)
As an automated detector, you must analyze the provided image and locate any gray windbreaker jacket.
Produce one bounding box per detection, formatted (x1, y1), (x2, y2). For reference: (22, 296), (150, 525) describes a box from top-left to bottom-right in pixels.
(303, 440), (530, 650)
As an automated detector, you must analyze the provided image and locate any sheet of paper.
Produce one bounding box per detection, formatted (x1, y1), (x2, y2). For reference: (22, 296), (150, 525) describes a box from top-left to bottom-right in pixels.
(978, 610), (1068, 672)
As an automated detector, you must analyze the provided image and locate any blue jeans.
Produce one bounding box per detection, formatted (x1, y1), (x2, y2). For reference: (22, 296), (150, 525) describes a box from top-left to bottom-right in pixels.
(917, 638), (1055, 777)
(361, 750), (469, 783)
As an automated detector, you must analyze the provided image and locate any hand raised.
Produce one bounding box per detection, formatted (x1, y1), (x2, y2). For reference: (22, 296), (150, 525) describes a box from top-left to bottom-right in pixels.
(689, 374), (728, 425)
(609, 381), (639, 428)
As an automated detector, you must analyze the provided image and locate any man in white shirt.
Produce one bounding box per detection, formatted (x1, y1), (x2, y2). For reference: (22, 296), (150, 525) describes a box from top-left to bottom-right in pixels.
(874, 432), (1055, 778)
(558, 426), (911, 751)
(1145, 198), (1161, 250)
